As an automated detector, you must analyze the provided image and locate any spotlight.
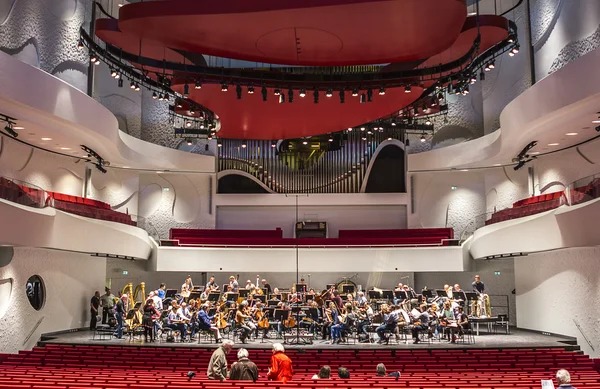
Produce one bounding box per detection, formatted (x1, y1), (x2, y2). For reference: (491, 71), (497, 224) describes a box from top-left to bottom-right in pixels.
(90, 54), (97, 63)
(508, 34), (515, 43)
(130, 81), (135, 89)
(512, 44), (520, 54)
(470, 75), (477, 84)
(135, 83), (140, 91)
(207, 135), (213, 140)
(367, 89), (373, 102)
(484, 64), (491, 72)
(425, 119), (431, 125)
(94, 59), (100, 65)
(279, 94), (285, 104)
(190, 107), (195, 115)
(271, 141), (277, 148)
(379, 87), (386, 95)
(248, 85), (255, 94)
(77, 39), (84, 50)
(261, 86), (268, 101)
(313, 89), (319, 104)
(217, 140), (223, 147)
(347, 127), (353, 132)
(164, 93), (169, 101)
(431, 99), (438, 107)
(241, 141), (247, 148)
(462, 85), (470, 95)
(195, 80), (202, 89)
(4, 124), (18, 138)
(183, 83), (189, 97)
(361, 136), (367, 141)
(118, 79), (123, 88)
(326, 89), (333, 97)
(274, 88), (281, 96)
(159, 94), (165, 101)
(391, 119), (397, 126)
(351, 88), (359, 97)
(176, 99), (183, 108)
(455, 87), (461, 95)
(152, 91), (157, 99)
(360, 127), (365, 131)
(488, 60), (495, 69)
(221, 84), (228, 92)
(328, 136), (333, 142)
(359, 93), (366, 104)
(110, 69), (118, 78)
(186, 139), (192, 146)
(387, 137), (392, 141)
(420, 135), (426, 142)
(404, 85), (412, 93)
(236, 84), (242, 99)
(509, 51), (515, 57)
(288, 88), (294, 103)
(185, 121), (192, 128)
(302, 140), (308, 145)
(299, 89), (306, 98)
(339, 90), (345, 103)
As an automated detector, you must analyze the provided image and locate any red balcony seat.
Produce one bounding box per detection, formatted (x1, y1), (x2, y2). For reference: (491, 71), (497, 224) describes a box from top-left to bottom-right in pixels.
(170, 228), (283, 240)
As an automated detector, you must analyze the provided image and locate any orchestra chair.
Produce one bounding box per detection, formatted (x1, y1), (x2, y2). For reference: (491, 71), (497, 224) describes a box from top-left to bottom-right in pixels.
(197, 328), (216, 344)
(128, 325), (145, 342)
(414, 324), (433, 344)
(456, 326), (475, 344)
(493, 314), (511, 335)
(92, 323), (113, 341)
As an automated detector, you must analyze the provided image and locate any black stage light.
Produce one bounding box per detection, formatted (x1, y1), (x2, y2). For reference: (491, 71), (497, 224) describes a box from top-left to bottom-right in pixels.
(164, 93), (169, 101)
(299, 89), (306, 98)
(274, 88), (281, 96)
(351, 88), (359, 97)
(77, 39), (84, 49)
(288, 88), (294, 103)
(271, 141), (277, 148)
(4, 124), (18, 138)
(326, 89), (333, 97)
(183, 83), (189, 97)
(217, 140), (223, 147)
(425, 119), (431, 125)
(110, 68), (117, 78)
(248, 85), (255, 94)
(195, 80), (202, 89)
(118, 79), (123, 88)
(488, 60), (495, 69)
(379, 87), (386, 95)
(313, 89), (319, 104)
(186, 139), (193, 146)
(262, 86), (268, 101)
(176, 99), (183, 108)
(391, 119), (396, 126)
(130, 81), (135, 89)
(159, 94), (164, 101)
(90, 54), (97, 63)
(241, 141), (247, 148)
(404, 85), (412, 93)
(420, 134), (426, 142)
(134, 83), (140, 91)
(328, 135), (333, 142)
(152, 91), (157, 99)
(236, 84), (242, 99)
(339, 89), (345, 103)
(221, 84), (228, 92)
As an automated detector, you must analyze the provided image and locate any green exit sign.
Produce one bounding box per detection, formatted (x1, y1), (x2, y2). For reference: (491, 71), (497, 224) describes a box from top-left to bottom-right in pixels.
(494, 271), (501, 276)
(122, 270), (128, 275)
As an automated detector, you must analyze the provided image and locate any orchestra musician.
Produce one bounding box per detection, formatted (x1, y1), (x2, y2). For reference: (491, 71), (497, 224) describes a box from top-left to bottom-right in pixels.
(206, 276), (219, 292)
(167, 305), (188, 342)
(356, 291), (367, 305)
(261, 279), (272, 295)
(245, 280), (255, 290)
(180, 277), (192, 302)
(197, 303), (222, 343)
(331, 290), (343, 309)
(449, 306), (470, 343)
(356, 302), (373, 339)
(321, 302), (335, 341)
(376, 304), (398, 344)
(235, 301), (256, 344)
(472, 275), (491, 317)
(229, 276), (239, 292)
(411, 304), (430, 344)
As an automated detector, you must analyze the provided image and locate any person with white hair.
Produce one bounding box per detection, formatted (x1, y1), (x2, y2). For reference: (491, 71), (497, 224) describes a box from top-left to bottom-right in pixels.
(207, 339), (234, 381)
(556, 369), (577, 389)
(229, 348), (259, 382)
(356, 291), (367, 305)
(267, 343), (293, 383)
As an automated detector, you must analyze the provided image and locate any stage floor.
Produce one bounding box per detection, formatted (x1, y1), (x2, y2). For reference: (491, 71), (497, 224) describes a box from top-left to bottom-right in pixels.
(40, 328), (578, 351)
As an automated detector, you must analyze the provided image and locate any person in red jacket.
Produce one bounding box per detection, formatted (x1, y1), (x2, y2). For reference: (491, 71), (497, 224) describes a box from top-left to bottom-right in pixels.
(267, 343), (293, 383)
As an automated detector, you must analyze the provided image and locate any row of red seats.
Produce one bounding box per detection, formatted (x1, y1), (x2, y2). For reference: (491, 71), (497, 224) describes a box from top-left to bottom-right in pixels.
(47, 191), (111, 210)
(52, 200), (136, 226)
(170, 228), (283, 240)
(339, 228), (454, 240)
(172, 236), (450, 247)
(486, 192), (565, 225)
(0, 177), (43, 207)
(512, 191), (563, 207)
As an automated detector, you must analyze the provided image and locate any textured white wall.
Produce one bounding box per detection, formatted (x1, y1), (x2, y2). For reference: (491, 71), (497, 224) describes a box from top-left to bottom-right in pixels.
(484, 166), (530, 213)
(532, 0), (600, 80)
(409, 170), (486, 239)
(138, 173), (216, 239)
(515, 247), (600, 357)
(0, 247), (106, 354)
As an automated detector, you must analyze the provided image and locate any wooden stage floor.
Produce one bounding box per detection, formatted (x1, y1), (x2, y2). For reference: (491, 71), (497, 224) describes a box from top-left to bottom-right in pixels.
(40, 328), (578, 352)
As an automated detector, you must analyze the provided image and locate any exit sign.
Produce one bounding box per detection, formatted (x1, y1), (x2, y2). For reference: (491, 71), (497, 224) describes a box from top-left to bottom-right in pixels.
(494, 271), (501, 276)
(122, 270), (128, 275)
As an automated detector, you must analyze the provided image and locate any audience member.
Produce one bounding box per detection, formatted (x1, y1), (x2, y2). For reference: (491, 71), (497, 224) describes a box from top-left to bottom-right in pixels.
(376, 363), (387, 377)
(312, 365), (331, 379)
(90, 291), (100, 331)
(556, 369), (577, 389)
(338, 366), (350, 379)
(113, 294), (127, 339)
(267, 343), (293, 383)
(207, 340), (234, 381)
(229, 348), (258, 382)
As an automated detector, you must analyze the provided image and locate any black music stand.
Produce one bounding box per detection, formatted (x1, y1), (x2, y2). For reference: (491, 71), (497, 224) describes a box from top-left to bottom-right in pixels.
(268, 300), (279, 307)
(382, 290), (394, 301)
(208, 308), (217, 316)
(422, 290), (433, 299)
(342, 285), (355, 294)
(225, 293), (239, 302)
(222, 284), (229, 293)
(454, 291), (467, 303)
(165, 289), (177, 298)
(208, 293), (220, 302)
(394, 290), (407, 301)
(271, 294), (282, 301)
(239, 289), (249, 298)
(436, 290), (448, 298)
(341, 295), (348, 301)
(274, 309), (289, 322)
(326, 283), (335, 290)
(368, 290), (382, 300)
(296, 284), (307, 293)
(465, 292), (478, 302)
(189, 292), (200, 301)
(255, 295), (266, 303)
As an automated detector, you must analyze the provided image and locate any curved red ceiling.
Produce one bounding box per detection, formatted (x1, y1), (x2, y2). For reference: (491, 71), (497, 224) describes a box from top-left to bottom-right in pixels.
(171, 84), (423, 140)
(117, 0), (467, 66)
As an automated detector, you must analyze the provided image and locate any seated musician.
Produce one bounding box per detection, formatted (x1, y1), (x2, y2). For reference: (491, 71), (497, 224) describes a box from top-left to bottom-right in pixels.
(205, 276), (219, 292)
(356, 302), (373, 339)
(393, 283), (404, 305)
(178, 302), (195, 338)
(167, 305), (188, 341)
(223, 285), (236, 304)
(321, 302), (335, 341)
(197, 303), (222, 343)
(340, 303), (357, 343)
(276, 302), (291, 338)
(180, 277), (192, 300)
(245, 280), (255, 290)
(376, 304), (398, 344)
(356, 291), (367, 305)
(449, 306), (470, 343)
(307, 288), (316, 299)
(330, 303), (344, 344)
(229, 276), (239, 292)
(235, 301), (256, 344)
(411, 304), (430, 344)
(252, 302), (270, 339)
(391, 304), (408, 341)
(253, 286), (264, 296)
(199, 287), (210, 302)
(331, 291), (343, 309)
(261, 279), (272, 295)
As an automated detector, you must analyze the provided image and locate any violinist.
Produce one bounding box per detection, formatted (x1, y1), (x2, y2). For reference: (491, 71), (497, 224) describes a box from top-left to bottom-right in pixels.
(235, 301), (256, 344)
(321, 302), (334, 341)
(198, 303), (222, 343)
(199, 287), (210, 302)
(253, 302), (270, 339)
(276, 302), (291, 338)
(356, 291), (367, 305)
(356, 302), (373, 339)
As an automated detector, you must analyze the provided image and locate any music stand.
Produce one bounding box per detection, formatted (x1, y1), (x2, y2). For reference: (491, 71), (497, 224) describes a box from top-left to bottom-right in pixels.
(436, 289), (448, 298)
(368, 290), (381, 300)
(208, 308), (217, 316)
(341, 295), (348, 301)
(394, 290), (407, 301)
(295, 284), (307, 293)
(326, 283), (336, 290)
(271, 294), (282, 301)
(165, 289), (177, 298)
(382, 290), (394, 301)
(226, 293), (239, 302)
(274, 309), (290, 322)
(208, 293), (220, 302)
(422, 290), (433, 299)
(454, 291), (467, 302)
(239, 289), (249, 298)
(342, 285), (355, 294)
(133, 302), (142, 310)
(268, 300), (279, 307)
(222, 284), (229, 293)
(255, 295), (266, 303)
(465, 292), (478, 302)
(189, 292), (200, 301)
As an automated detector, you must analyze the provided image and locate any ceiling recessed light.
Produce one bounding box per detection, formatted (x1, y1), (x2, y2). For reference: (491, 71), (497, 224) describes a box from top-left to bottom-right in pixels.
(60, 147), (71, 150)
(41, 137), (52, 141)
(460, 169), (469, 172)
(530, 151), (540, 155)
(593, 120), (600, 124)
(467, 12), (477, 16)
(156, 171), (163, 174)
(493, 163), (502, 166)
(565, 132), (578, 136)
(13, 126), (25, 130)
(548, 143), (559, 146)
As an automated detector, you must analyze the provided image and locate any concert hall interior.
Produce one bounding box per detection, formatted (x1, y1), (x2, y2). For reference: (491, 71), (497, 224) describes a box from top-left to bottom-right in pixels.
(1, 0), (600, 388)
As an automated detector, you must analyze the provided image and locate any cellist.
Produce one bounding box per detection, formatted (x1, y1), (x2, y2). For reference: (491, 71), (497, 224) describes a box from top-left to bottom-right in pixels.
(197, 303), (222, 343)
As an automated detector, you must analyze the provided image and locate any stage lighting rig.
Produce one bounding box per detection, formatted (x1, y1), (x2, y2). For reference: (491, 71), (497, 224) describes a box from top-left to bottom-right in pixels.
(1, 114), (19, 138)
(81, 145), (109, 174)
(516, 141), (538, 160)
